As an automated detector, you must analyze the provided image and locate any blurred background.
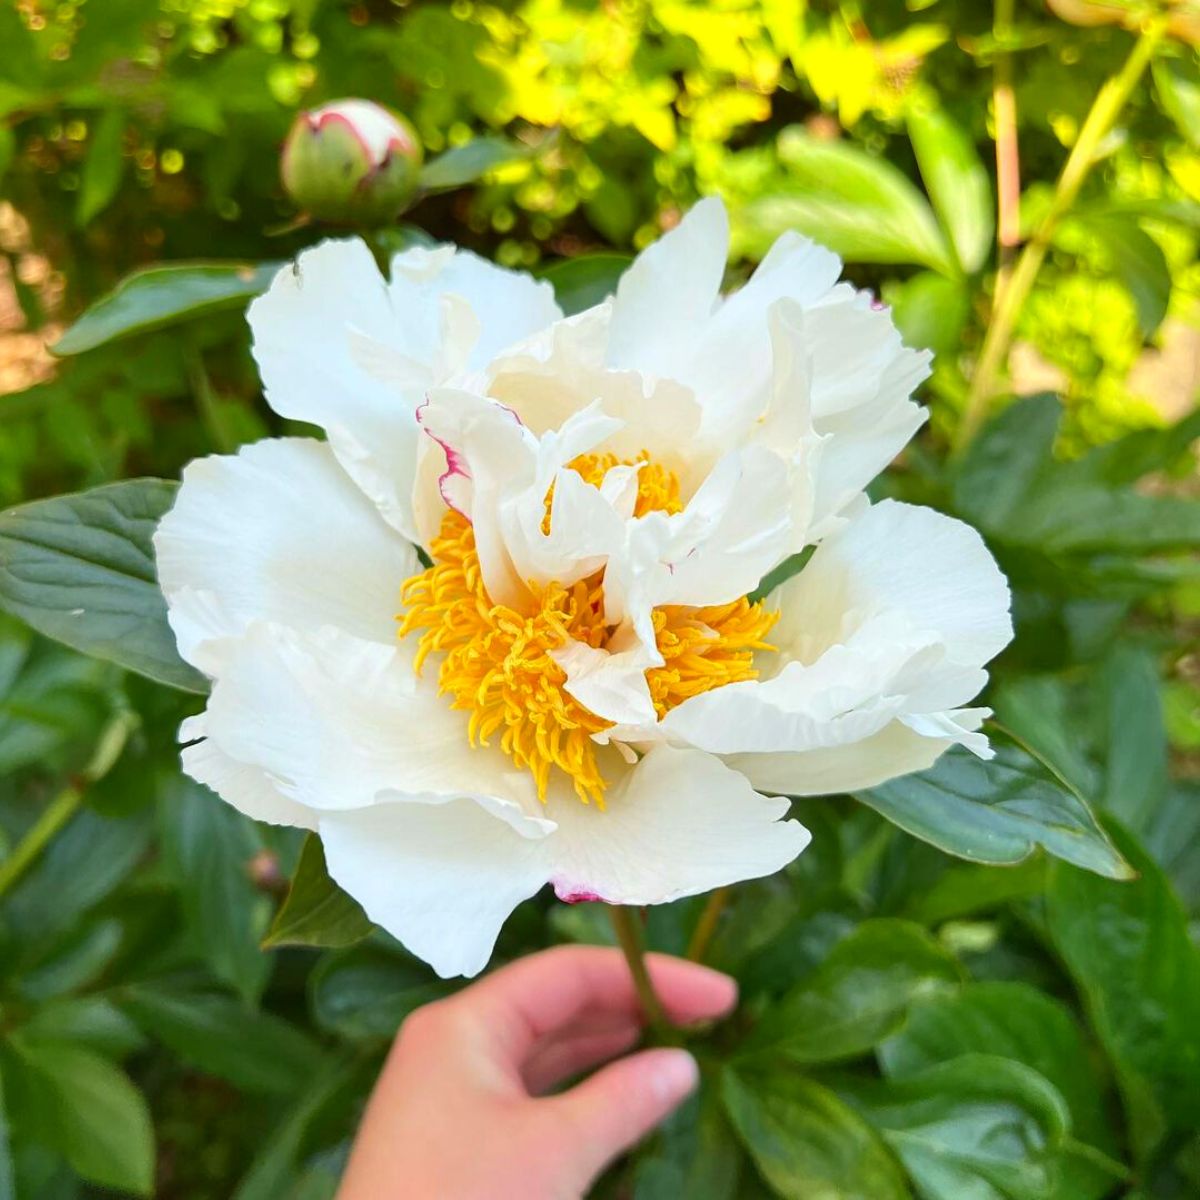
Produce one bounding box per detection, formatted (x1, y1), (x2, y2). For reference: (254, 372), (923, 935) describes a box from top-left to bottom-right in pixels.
(2, 2), (1200, 1198)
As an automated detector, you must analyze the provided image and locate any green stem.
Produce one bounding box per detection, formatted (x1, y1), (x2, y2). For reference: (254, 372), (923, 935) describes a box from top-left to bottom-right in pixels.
(992, 0), (1020, 302)
(686, 886), (729, 963)
(0, 710), (136, 900)
(185, 340), (236, 455)
(955, 15), (1169, 452)
(608, 905), (675, 1042)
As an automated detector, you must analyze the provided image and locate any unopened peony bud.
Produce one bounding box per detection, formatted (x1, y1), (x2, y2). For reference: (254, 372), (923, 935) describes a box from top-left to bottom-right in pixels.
(281, 99), (424, 225)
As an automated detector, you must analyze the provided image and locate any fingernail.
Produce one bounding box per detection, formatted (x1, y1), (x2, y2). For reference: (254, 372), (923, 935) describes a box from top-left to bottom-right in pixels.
(648, 1048), (699, 1104)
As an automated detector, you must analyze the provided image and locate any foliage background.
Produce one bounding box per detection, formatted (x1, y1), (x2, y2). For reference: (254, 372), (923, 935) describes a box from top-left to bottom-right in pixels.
(1, 0), (1199, 1197)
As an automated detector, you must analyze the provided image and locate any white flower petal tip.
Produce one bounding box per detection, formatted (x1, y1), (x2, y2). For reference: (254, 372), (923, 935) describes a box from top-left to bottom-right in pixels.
(163, 199), (1007, 979)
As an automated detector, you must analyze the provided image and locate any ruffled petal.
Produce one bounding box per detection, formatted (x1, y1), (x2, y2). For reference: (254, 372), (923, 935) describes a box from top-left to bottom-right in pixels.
(319, 799), (551, 979)
(155, 438), (416, 675)
(546, 745), (810, 905)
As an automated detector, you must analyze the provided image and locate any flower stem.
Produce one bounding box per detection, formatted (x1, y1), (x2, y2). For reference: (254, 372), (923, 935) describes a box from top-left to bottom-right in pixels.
(992, 0), (1020, 304)
(955, 14), (1169, 452)
(686, 886), (729, 963)
(608, 905), (675, 1042)
(0, 710), (136, 901)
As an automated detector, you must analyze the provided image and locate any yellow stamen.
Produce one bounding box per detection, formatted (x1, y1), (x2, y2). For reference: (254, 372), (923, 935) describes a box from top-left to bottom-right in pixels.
(398, 452), (777, 805)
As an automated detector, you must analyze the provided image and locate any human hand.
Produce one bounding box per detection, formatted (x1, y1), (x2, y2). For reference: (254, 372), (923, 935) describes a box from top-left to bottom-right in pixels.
(336, 944), (738, 1199)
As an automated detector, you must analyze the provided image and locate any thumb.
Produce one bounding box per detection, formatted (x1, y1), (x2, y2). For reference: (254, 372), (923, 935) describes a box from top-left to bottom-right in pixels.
(544, 1047), (699, 1187)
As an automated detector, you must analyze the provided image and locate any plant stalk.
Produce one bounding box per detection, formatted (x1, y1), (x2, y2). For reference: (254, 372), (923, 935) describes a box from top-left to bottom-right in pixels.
(955, 15), (1169, 452)
(0, 710), (136, 900)
(686, 886), (729, 962)
(608, 905), (675, 1042)
(992, 0), (1021, 303)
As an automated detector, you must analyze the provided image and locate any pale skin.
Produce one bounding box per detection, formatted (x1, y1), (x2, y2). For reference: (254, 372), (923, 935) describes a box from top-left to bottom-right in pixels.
(337, 944), (739, 1200)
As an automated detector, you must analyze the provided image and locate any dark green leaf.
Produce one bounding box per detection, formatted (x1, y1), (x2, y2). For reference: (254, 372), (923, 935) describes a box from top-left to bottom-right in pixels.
(3, 808), (153, 942)
(0, 479), (207, 693)
(1045, 821), (1200, 1156)
(119, 986), (326, 1095)
(53, 262), (279, 355)
(310, 944), (443, 1040)
(951, 395), (1059, 532)
(0, 1063), (13, 1200)
(854, 729), (1133, 879)
(264, 834), (373, 950)
(733, 129), (954, 274)
(418, 136), (534, 192)
(632, 1090), (741, 1200)
(903, 857), (1047, 926)
(1101, 646), (1167, 834)
(738, 919), (962, 1064)
(1072, 406), (1200, 487)
(538, 254), (631, 316)
(9, 1039), (154, 1197)
(908, 106), (993, 273)
(722, 1068), (911, 1200)
(1143, 781), (1200, 916)
(839, 1055), (1069, 1200)
(160, 776), (270, 1002)
(879, 982), (1115, 1152)
(20, 998), (144, 1059)
(75, 108), (126, 228)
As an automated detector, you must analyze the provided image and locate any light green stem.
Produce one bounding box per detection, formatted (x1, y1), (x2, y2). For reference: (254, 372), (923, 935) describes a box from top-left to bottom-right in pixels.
(0, 710), (136, 900)
(686, 886), (729, 963)
(608, 905), (675, 1042)
(955, 16), (1169, 452)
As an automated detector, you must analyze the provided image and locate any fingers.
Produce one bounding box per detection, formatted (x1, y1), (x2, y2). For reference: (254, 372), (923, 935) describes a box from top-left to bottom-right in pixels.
(543, 1048), (700, 1186)
(466, 945), (737, 1061)
(522, 1021), (640, 1095)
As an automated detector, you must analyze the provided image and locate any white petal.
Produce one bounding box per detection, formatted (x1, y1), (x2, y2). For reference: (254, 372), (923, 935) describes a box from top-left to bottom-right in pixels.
(179, 715), (318, 830)
(155, 438), (416, 675)
(546, 745), (810, 905)
(779, 499), (1012, 668)
(605, 198), (729, 379)
(249, 240), (559, 541)
(200, 623), (546, 821)
(727, 708), (990, 795)
(319, 800), (550, 978)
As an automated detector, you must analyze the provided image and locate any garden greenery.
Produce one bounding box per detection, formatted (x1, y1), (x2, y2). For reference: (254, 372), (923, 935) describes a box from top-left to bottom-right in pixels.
(1, 0), (1199, 1198)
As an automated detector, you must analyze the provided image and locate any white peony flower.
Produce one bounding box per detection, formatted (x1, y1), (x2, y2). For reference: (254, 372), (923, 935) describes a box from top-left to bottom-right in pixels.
(156, 199), (1012, 978)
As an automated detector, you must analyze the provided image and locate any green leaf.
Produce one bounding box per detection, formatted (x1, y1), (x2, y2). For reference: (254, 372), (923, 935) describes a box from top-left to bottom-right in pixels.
(119, 986), (326, 1095)
(854, 728), (1133, 879)
(0, 1063), (13, 1200)
(1101, 646), (1167, 834)
(633, 1091), (741, 1200)
(10, 1040), (154, 1196)
(20, 997), (144, 1059)
(738, 919), (962, 1064)
(839, 1055), (1070, 1200)
(1045, 821), (1200, 1156)
(53, 261), (279, 355)
(75, 108), (126, 228)
(883, 272), (971, 359)
(1154, 58), (1200, 149)
(879, 982), (1115, 1153)
(418, 136), (533, 192)
(733, 129), (955, 274)
(1076, 214), (1171, 337)
(310, 944), (443, 1040)
(263, 833), (373, 950)
(0, 479), (207, 693)
(3, 808), (153, 943)
(951, 395), (1059, 532)
(160, 777), (271, 1002)
(908, 106), (994, 273)
(902, 857), (1047, 926)
(538, 254), (631, 317)
(722, 1068), (911, 1200)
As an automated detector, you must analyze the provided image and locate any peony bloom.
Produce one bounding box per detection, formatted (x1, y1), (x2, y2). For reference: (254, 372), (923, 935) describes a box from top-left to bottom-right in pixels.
(156, 199), (1012, 978)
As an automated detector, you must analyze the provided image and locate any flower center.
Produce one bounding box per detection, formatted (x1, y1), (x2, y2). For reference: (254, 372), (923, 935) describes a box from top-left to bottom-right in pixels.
(397, 453), (778, 805)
